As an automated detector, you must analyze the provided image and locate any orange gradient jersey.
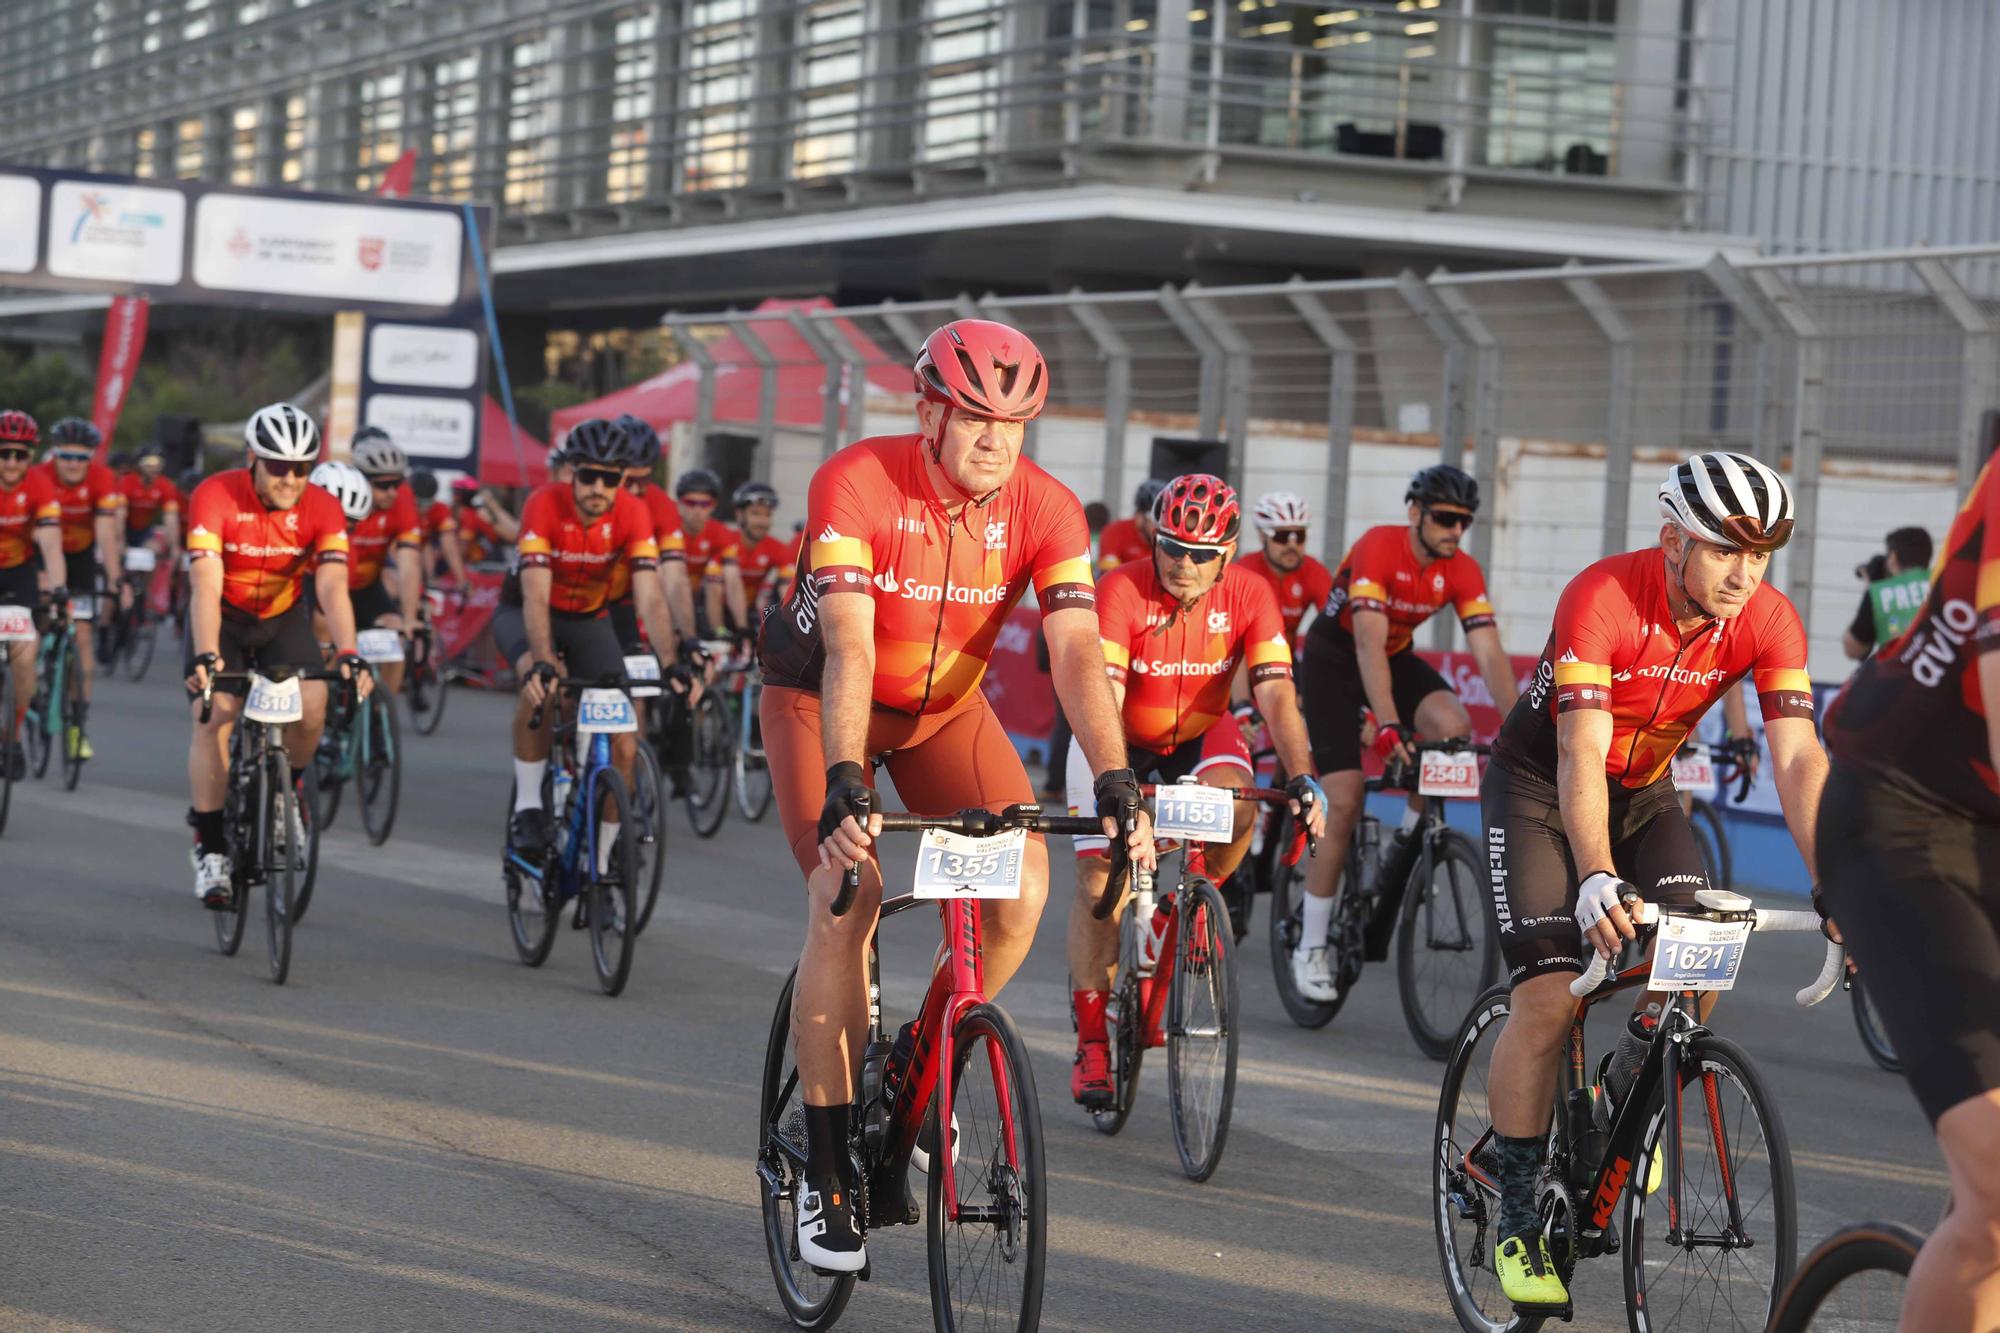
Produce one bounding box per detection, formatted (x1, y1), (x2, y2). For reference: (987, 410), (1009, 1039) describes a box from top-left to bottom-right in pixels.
(0, 468), (61, 570)
(346, 484), (421, 590)
(729, 527), (794, 604)
(186, 469), (349, 618)
(515, 483), (659, 616)
(1320, 524), (1495, 655)
(33, 460), (123, 554)
(1494, 548), (1814, 789)
(760, 434), (1096, 716)
(1097, 516), (1149, 573)
(121, 472), (181, 530)
(1097, 560), (1292, 755)
(1235, 549), (1333, 645)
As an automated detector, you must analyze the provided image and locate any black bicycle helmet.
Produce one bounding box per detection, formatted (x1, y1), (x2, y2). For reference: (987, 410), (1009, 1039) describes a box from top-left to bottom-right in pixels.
(1134, 477), (1168, 514)
(564, 417), (635, 469)
(733, 480), (779, 511)
(674, 467), (722, 500)
(1406, 464), (1480, 512)
(614, 413), (661, 469)
(409, 467), (439, 502)
(47, 417), (102, 450)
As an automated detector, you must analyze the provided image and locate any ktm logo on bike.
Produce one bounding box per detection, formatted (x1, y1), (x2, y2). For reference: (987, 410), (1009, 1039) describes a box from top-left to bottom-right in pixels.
(1590, 1155), (1632, 1228)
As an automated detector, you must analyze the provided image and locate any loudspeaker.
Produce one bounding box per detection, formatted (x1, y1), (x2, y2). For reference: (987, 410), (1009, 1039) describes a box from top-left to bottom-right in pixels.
(154, 415), (203, 473)
(1149, 436), (1229, 486)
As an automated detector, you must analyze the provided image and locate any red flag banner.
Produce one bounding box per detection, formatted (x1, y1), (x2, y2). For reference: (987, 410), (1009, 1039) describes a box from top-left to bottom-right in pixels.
(91, 294), (150, 457)
(375, 149), (417, 200)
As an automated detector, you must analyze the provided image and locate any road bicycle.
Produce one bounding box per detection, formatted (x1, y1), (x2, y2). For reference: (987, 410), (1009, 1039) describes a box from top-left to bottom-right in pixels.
(1432, 889), (1844, 1332)
(1848, 972), (1900, 1073)
(403, 605), (450, 736)
(313, 627), (405, 851)
(98, 547), (161, 681)
(758, 801), (1112, 1331)
(1086, 780), (1309, 1180)
(0, 600), (33, 837)
(199, 666), (358, 985)
(24, 592), (88, 791)
(1764, 1213), (1933, 1331)
(681, 638), (737, 838)
(729, 654), (773, 823)
(1673, 739), (1756, 894)
(619, 651), (672, 935)
(1268, 739), (1498, 1059)
(501, 675), (644, 996)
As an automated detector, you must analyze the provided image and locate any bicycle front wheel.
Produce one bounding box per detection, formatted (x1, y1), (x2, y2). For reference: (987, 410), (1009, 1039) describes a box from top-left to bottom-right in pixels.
(126, 610), (157, 681)
(587, 769), (638, 997)
(1266, 811), (1345, 1029)
(25, 654), (51, 781)
(292, 763), (323, 924)
(1397, 830), (1499, 1062)
(630, 742), (669, 935)
(1765, 1219), (1922, 1333)
(1090, 930), (1145, 1138)
(1623, 1033), (1796, 1333)
(59, 634), (86, 790)
(1850, 975), (1901, 1074)
(359, 691), (401, 846)
(263, 749), (298, 985)
(757, 969), (856, 1330)
(0, 663), (14, 837)
(1167, 877), (1238, 1182)
(732, 684), (773, 822)
(683, 688), (732, 838)
(409, 650), (449, 736)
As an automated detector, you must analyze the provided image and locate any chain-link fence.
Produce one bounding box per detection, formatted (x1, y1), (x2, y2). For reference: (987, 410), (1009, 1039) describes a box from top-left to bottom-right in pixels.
(652, 242), (2000, 676)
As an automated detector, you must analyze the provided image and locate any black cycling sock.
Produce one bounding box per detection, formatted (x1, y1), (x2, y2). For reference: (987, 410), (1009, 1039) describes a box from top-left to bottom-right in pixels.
(1494, 1132), (1544, 1241)
(190, 808), (226, 856)
(804, 1102), (852, 1188)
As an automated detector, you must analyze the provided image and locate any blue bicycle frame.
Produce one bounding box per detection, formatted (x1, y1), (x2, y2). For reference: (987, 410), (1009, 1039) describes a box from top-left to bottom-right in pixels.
(505, 728), (616, 908)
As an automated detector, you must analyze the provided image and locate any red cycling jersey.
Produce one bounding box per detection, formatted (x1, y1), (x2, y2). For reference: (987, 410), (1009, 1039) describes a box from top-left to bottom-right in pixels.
(32, 460), (123, 555)
(760, 434), (1095, 716)
(421, 499), (457, 540)
(0, 468), (61, 571)
(1097, 516), (1150, 573)
(347, 484), (421, 590)
(1234, 549), (1333, 645)
(1494, 548), (1816, 790)
(454, 503), (502, 561)
(121, 472), (181, 531)
(1098, 560), (1292, 755)
(515, 483), (659, 616)
(1826, 454), (2000, 820)
(1315, 524), (1495, 656)
(186, 469), (350, 619)
(724, 526), (794, 605)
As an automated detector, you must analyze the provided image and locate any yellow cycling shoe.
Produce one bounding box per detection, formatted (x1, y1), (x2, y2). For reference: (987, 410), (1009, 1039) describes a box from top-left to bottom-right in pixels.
(1645, 1144), (1664, 1195)
(1495, 1232), (1570, 1308)
(65, 725), (92, 762)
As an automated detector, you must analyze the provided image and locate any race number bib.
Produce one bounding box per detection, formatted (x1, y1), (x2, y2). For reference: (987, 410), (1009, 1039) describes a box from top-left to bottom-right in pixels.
(0, 605), (32, 643)
(1418, 748), (1480, 799)
(356, 628), (405, 664)
(67, 595), (94, 622)
(914, 827), (1027, 900)
(122, 546), (157, 573)
(1152, 783), (1234, 843)
(243, 673), (305, 725)
(1671, 750), (1716, 794)
(576, 687), (638, 735)
(1649, 913), (1751, 993)
(624, 653), (663, 700)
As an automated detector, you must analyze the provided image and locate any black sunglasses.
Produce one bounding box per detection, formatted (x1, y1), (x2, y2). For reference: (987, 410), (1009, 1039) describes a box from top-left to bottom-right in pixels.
(576, 466), (624, 489)
(1269, 528), (1307, 545)
(259, 458), (312, 479)
(1426, 507), (1475, 531)
(1158, 536), (1225, 565)
(370, 476), (405, 489)
(0, 447), (31, 463)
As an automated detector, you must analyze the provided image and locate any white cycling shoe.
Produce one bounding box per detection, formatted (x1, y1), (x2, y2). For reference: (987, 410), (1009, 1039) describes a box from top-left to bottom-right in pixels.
(911, 1112), (960, 1175)
(794, 1178), (867, 1273)
(191, 849), (232, 908)
(1291, 944), (1340, 1003)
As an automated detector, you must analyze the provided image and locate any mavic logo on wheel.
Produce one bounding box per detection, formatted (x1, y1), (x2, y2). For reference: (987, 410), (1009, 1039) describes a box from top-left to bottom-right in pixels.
(1487, 827), (1513, 933)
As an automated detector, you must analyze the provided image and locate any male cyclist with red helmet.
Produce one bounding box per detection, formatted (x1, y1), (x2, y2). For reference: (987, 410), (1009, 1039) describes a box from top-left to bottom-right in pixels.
(758, 318), (1152, 1273)
(723, 480), (791, 625)
(33, 418), (126, 762)
(0, 410), (64, 781)
(1235, 490), (1333, 647)
(1476, 452), (1826, 1310)
(1291, 464), (1518, 1002)
(1065, 474), (1326, 1107)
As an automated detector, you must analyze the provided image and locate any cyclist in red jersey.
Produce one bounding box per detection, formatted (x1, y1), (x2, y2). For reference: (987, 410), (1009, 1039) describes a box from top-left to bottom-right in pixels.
(341, 429), (426, 696)
(1290, 465), (1518, 1002)
(1476, 452), (1827, 1310)
(184, 405), (371, 909)
(34, 418), (127, 759)
(605, 417), (698, 657)
(0, 410), (64, 779)
(122, 443), (182, 559)
(1820, 454), (2000, 1332)
(409, 469), (472, 588)
(495, 419), (678, 856)
(1096, 477), (1163, 574)
(1234, 491), (1333, 646)
(724, 480), (792, 625)
(663, 468), (746, 640)
(1063, 474), (1326, 1106)
(757, 318), (1153, 1273)
(451, 476), (515, 562)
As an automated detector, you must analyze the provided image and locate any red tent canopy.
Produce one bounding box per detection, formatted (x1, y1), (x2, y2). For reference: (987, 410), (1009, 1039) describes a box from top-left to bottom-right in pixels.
(550, 297), (908, 445)
(478, 397), (550, 488)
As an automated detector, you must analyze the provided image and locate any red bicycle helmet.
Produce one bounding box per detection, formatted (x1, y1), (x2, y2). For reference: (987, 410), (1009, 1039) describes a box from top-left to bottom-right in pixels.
(0, 410), (39, 446)
(1153, 473), (1241, 546)
(914, 319), (1048, 423)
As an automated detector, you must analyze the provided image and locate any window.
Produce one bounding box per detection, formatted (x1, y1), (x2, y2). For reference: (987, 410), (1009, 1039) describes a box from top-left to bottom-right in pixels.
(429, 52), (480, 199)
(505, 34), (554, 211)
(685, 0), (752, 192)
(355, 70), (405, 190)
(921, 0), (1001, 162)
(794, 0), (864, 180)
(604, 10), (657, 202)
(278, 93), (306, 183)
(182, 0), (213, 41)
(175, 115), (207, 177)
(229, 102), (260, 183)
(134, 126), (158, 178)
(1480, 0), (1619, 173)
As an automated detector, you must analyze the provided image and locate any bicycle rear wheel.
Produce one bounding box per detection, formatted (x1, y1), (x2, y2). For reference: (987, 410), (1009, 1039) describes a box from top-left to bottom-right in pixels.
(757, 969), (856, 1330)
(314, 722), (345, 830)
(58, 635), (86, 790)
(408, 643), (449, 736)
(630, 742), (669, 935)
(1397, 831), (1499, 1062)
(1090, 925), (1145, 1137)
(1765, 1219), (1922, 1333)
(263, 749), (298, 985)
(927, 1001), (1045, 1333)
(587, 768), (638, 997)
(126, 610), (157, 681)
(0, 664), (14, 837)
(1622, 1033), (1795, 1333)
(1850, 975), (1901, 1074)
(504, 778), (560, 967)
(292, 763), (322, 924)
(359, 691), (401, 846)
(732, 683), (774, 821)
(1167, 877), (1238, 1182)
(683, 687), (732, 838)
(25, 650), (51, 780)
(1266, 812), (1346, 1028)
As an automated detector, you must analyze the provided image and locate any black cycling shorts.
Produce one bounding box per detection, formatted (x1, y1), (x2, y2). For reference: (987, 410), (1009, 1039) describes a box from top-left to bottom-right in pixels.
(350, 579), (397, 630)
(1297, 637), (1452, 774)
(0, 562), (37, 609)
(62, 549), (97, 596)
(185, 601), (322, 699)
(1819, 761), (2000, 1125)
(607, 598), (642, 654)
(1480, 758), (1711, 985)
(491, 605), (627, 687)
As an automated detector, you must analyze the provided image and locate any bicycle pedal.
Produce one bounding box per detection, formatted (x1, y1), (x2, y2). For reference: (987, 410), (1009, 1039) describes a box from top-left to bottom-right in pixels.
(1511, 1300), (1573, 1321)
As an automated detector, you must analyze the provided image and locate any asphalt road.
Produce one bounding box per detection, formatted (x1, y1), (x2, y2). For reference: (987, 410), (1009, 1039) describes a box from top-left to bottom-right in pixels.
(0, 673), (1947, 1332)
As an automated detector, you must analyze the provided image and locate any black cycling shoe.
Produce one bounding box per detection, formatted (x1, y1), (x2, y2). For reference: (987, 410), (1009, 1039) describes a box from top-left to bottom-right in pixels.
(4, 744), (22, 782)
(509, 807), (554, 856)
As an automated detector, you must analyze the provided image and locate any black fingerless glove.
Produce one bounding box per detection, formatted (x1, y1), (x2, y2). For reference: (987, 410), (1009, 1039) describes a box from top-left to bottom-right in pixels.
(819, 760), (873, 843)
(1092, 767), (1141, 827)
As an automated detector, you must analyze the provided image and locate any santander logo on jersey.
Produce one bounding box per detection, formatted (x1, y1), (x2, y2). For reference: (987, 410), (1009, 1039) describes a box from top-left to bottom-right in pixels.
(871, 565), (1006, 605)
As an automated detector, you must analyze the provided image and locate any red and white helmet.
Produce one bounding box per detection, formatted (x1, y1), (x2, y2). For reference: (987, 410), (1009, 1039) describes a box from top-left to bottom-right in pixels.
(0, 409), (38, 446)
(1153, 473), (1241, 547)
(914, 319), (1049, 423)
(1252, 491), (1310, 535)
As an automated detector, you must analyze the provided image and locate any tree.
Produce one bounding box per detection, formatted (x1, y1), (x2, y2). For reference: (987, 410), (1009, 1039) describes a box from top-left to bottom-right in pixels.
(0, 350), (93, 434)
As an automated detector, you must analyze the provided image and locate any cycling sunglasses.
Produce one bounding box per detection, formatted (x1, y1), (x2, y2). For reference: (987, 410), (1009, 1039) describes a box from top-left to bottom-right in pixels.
(51, 449), (93, 465)
(1268, 528), (1307, 545)
(1425, 507), (1475, 531)
(1158, 536), (1226, 565)
(0, 447), (31, 463)
(576, 466), (624, 489)
(258, 458), (312, 479)
(679, 495), (716, 509)
(369, 475), (406, 490)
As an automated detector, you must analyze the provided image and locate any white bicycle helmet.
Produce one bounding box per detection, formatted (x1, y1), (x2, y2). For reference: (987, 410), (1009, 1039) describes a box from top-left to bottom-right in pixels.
(349, 426), (407, 478)
(1658, 451), (1794, 553)
(310, 460), (374, 523)
(245, 402), (320, 461)
(1252, 491), (1311, 535)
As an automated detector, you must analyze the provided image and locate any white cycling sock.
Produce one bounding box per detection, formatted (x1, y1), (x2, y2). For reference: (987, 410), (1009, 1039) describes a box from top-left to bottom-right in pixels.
(597, 820), (619, 876)
(513, 759), (546, 813)
(1300, 890), (1336, 950)
(1401, 802), (1423, 832)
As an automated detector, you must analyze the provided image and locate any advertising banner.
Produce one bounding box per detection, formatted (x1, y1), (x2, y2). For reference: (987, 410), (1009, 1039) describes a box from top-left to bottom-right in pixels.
(90, 294), (150, 452)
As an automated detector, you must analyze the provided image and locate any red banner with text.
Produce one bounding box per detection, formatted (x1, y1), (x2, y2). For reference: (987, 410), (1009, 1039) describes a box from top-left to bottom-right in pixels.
(90, 294), (150, 457)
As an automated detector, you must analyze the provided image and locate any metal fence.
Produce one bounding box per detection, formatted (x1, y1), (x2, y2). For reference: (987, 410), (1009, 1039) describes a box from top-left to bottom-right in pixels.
(657, 241), (2000, 666)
